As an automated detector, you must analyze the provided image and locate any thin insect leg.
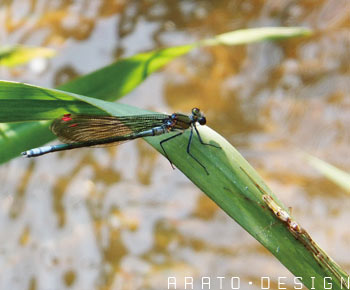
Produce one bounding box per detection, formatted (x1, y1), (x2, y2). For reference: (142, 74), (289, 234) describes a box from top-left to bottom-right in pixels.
(187, 126), (209, 175)
(160, 132), (183, 169)
(193, 124), (221, 148)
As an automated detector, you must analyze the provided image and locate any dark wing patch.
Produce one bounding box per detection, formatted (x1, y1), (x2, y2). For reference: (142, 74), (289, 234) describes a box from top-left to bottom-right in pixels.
(50, 114), (169, 145)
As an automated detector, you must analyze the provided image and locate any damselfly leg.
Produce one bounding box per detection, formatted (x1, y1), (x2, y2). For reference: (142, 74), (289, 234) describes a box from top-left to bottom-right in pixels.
(159, 132), (183, 169)
(193, 124), (221, 148)
(186, 125), (209, 175)
(160, 124), (220, 175)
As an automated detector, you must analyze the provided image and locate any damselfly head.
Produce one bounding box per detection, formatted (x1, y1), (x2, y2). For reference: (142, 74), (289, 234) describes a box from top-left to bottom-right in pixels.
(191, 108), (206, 125)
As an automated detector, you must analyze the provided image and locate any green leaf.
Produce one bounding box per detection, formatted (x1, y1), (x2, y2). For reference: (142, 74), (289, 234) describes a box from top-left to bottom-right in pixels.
(304, 153), (350, 194)
(0, 81), (118, 122)
(58, 44), (195, 99)
(147, 126), (349, 289)
(0, 121), (55, 161)
(0, 45), (55, 67)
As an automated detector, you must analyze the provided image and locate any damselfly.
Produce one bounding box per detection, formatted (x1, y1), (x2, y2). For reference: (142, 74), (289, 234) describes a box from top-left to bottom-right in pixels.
(22, 108), (220, 174)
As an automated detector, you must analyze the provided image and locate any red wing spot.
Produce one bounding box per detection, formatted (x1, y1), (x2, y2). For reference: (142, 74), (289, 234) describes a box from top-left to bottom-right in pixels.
(62, 114), (72, 122)
(69, 123), (78, 127)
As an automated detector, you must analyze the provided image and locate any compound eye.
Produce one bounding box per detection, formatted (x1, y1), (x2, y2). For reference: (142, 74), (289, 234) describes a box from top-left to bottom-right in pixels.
(192, 108), (200, 115)
(198, 117), (206, 125)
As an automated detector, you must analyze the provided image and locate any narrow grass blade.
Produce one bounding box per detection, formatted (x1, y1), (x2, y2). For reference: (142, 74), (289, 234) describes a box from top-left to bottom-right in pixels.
(200, 27), (312, 46)
(0, 45), (55, 67)
(303, 153), (350, 194)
